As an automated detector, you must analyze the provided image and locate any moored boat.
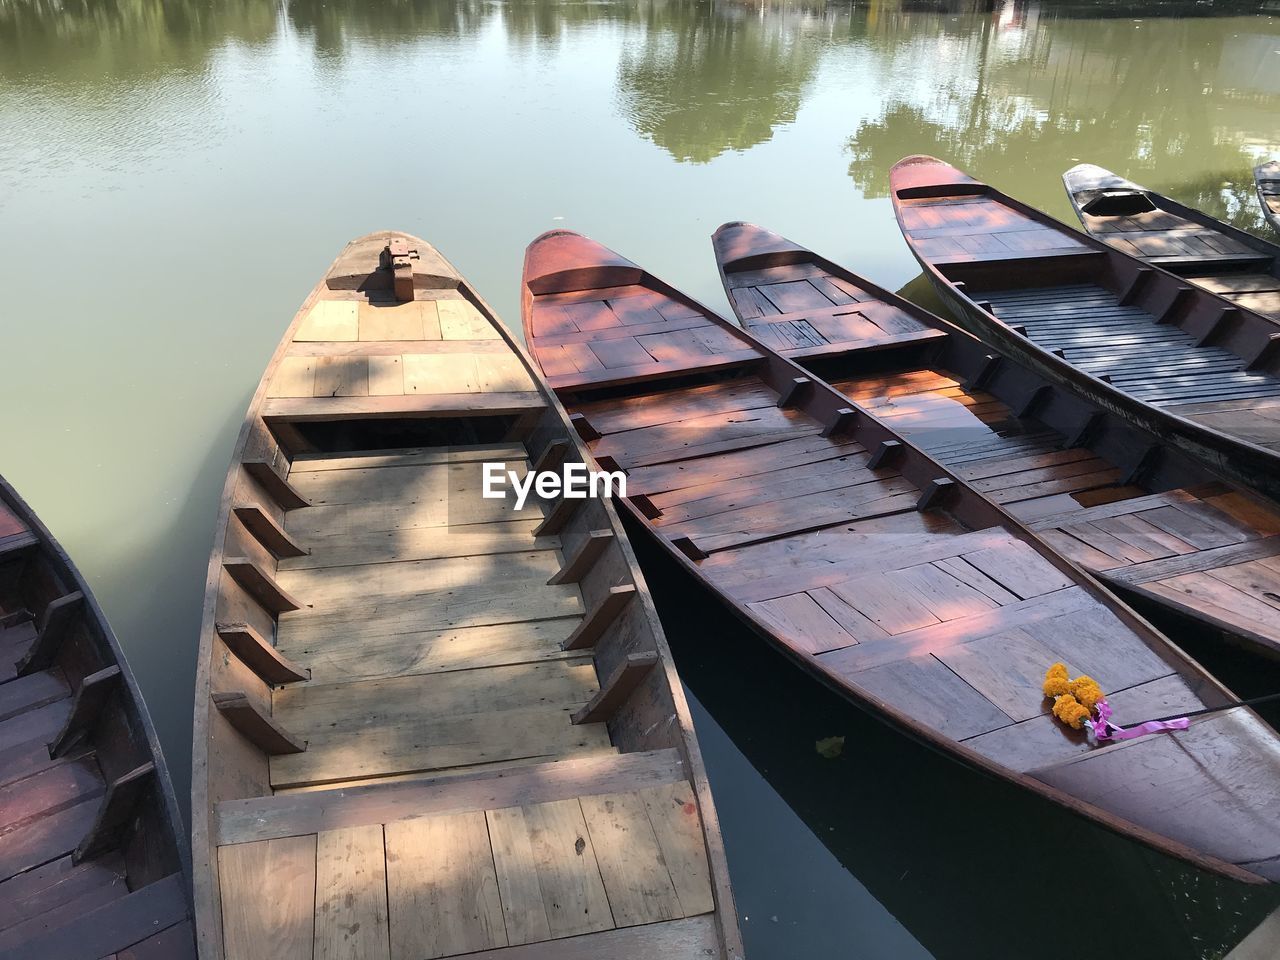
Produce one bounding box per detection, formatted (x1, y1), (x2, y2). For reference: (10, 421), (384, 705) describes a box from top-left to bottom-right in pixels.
(0, 477), (195, 958)
(711, 220), (1280, 661)
(1258, 161), (1280, 235)
(522, 228), (1280, 885)
(890, 155), (1280, 501)
(191, 232), (741, 960)
(1062, 163), (1280, 319)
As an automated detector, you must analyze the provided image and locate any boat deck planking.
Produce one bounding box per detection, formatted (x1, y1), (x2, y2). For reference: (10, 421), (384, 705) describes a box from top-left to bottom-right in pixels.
(1063, 164), (1280, 319)
(0, 480), (195, 958)
(523, 228), (1280, 886)
(890, 155), (1280, 502)
(711, 220), (1280, 661)
(193, 233), (741, 960)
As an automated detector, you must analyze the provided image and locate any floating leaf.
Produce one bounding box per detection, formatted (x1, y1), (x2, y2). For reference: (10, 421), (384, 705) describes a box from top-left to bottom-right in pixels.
(815, 736), (845, 759)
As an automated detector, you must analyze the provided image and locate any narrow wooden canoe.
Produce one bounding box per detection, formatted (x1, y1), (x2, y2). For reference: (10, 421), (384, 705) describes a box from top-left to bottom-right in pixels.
(522, 229), (1280, 885)
(711, 220), (1280, 661)
(191, 232), (741, 960)
(0, 477), (195, 958)
(889, 155), (1280, 501)
(1062, 163), (1280, 319)
(1258, 161), (1280, 235)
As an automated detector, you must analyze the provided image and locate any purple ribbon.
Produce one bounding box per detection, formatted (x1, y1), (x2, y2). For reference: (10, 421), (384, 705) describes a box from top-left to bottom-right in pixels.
(1087, 699), (1190, 742)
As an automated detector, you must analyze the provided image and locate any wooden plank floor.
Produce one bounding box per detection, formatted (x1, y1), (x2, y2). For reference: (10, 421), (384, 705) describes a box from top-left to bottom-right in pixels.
(214, 443), (716, 959)
(812, 366), (1280, 655)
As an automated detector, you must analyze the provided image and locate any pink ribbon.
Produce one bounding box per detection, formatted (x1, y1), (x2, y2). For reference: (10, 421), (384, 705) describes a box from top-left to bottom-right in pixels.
(1087, 699), (1190, 742)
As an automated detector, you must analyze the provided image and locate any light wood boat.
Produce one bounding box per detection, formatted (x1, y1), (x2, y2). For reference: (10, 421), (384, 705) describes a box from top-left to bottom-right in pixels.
(1062, 163), (1280, 319)
(0, 477), (195, 958)
(889, 155), (1280, 501)
(521, 228), (1280, 885)
(711, 221), (1280, 660)
(1258, 161), (1280, 235)
(191, 232), (742, 960)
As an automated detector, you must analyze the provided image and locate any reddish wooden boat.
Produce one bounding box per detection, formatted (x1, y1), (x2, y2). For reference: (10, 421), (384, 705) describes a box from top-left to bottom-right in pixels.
(1258, 161), (1280, 235)
(0, 477), (195, 958)
(522, 229), (1280, 885)
(1062, 163), (1280, 320)
(192, 232), (741, 960)
(711, 220), (1280, 661)
(889, 155), (1280, 502)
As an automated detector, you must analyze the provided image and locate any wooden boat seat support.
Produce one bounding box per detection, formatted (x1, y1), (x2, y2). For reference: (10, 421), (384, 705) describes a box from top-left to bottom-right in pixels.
(1016, 385), (1052, 418)
(630, 494), (663, 520)
(15, 591), (85, 677)
(531, 438), (571, 475)
(1122, 443), (1162, 486)
(213, 690), (306, 754)
(867, 439), (904, 470)
(549, 530), (614, 585)
(916, 478), (958, 512)
(1192, 307), (1239, 347)
(48, 664), (122, 758)
(821, 407), (857, 438)
(1064, 410), (1104, 449)
(1247, 332), (1280, 370)
(216, 621), (310, 685)
(233, 503), (308, 559)
(964, 354), (1001, 391)
(572, 652), (660, 725)
(671, 535), (708, 562)
(223, 557), (303, 615)
(776, 377), (814, 408)
(533, 496), (581, 537)
(1153, 285), (1195, 325)
(571, 413), (601, 442)
(73, 761), (155, 864)
(0, 530), (37, 559)
(563, 585), (637, 651)
(243, 460), (310, 511)
(1118, 267), (1155, 305)
(595, 454), (627, 475)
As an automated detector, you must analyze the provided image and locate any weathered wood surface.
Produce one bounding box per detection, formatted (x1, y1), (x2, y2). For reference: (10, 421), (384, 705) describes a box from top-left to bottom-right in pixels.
(0, 478), (194, 958)
(891, 155), (1280, 502)
(524, 228), (1280, 886)
(713, 221), (1280, 661)
(195, 232), (741, 960)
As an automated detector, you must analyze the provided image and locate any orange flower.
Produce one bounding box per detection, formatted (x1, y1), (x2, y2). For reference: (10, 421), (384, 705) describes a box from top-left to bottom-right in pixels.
(1071, 676), (1106, 711)
(1043, 662), (1071, 698)
(1052, 693), (1090, 730)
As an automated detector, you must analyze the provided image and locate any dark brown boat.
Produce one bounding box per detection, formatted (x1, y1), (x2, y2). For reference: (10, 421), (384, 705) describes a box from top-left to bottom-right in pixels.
(1062, 163), (1280, 319)
(192, 232), (741, 960)
(522, 229), (1280, 885)
(889, 155), (1280, 501)
(1258, 161), (1280, 235)
(711, 220), (1280, 661)
(0, 477), (195, 958)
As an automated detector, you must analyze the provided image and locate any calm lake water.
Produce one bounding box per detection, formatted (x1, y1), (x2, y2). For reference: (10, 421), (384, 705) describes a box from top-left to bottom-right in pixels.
(3, 0), (1280, 956)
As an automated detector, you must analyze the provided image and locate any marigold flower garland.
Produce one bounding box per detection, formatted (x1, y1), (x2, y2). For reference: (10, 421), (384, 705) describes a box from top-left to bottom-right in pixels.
(1043, 662), (1107, 731)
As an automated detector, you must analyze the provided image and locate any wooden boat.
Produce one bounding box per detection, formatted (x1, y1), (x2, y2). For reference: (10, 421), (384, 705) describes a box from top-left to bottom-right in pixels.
(1258, 161), (1280, 235)
(521, 229), (1280, 885)
(0, 477), (195, 958)
(889, 155), (1280, 502)
(191, 232), (741, 960)
(711, 220), (1280, 660)
(1062, 163), (1280, 319)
